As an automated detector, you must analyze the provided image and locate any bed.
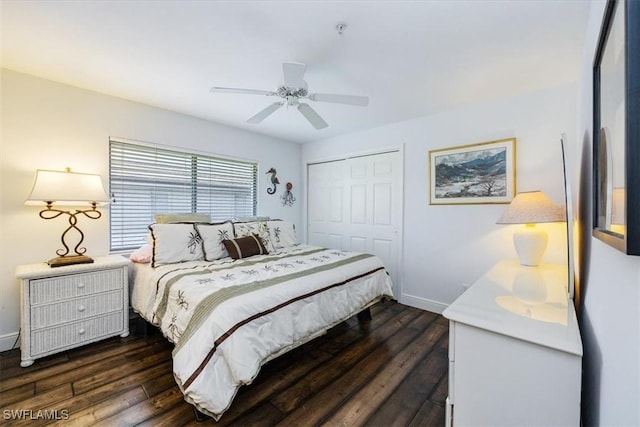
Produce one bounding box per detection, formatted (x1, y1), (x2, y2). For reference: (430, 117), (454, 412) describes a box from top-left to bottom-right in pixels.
(128, 219), (394, 420)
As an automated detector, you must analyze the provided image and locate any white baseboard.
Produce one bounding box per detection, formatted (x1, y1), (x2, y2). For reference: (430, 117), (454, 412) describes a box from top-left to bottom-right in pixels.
(399, 293), (448, 315)
(0, 331), (19, 352)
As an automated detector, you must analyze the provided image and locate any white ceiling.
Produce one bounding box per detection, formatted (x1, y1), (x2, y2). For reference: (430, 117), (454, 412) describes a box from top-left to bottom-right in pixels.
(2, 0), (591, 144)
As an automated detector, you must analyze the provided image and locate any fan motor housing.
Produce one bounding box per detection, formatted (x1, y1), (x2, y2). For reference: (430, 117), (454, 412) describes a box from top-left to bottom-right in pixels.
(277, 86), (308, 99)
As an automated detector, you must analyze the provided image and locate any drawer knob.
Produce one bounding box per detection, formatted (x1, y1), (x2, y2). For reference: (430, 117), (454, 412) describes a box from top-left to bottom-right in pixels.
(78, 328), (86, 335)
(77, 283), (85, 289)
(78, 305), (86, 312)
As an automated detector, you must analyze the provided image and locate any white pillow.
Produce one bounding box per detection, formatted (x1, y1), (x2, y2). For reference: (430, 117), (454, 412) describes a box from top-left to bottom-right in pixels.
(149, 223), (204, 267)
(268, 220), (298, 248)
(233, 221), (275, 253)
(194, 222), (234, 261)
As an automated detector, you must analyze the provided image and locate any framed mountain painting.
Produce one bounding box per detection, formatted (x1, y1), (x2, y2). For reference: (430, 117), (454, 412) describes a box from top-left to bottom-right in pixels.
(429, 137), (516, 205)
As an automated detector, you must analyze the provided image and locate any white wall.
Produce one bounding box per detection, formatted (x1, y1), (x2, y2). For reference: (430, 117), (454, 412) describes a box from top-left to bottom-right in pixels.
(576, 2), (640, 425)
(0, 69), (302, 350)
(303, 82), (577, 312)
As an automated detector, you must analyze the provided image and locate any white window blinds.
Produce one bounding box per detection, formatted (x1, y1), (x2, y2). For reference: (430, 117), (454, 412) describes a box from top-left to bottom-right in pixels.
(109, 139), (257, 251)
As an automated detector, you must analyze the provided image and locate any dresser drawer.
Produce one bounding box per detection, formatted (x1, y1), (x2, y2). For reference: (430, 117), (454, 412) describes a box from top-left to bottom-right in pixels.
(31, 290), (124, 329)
(30, 311), (124, 356)
(29, 268), (124, 305)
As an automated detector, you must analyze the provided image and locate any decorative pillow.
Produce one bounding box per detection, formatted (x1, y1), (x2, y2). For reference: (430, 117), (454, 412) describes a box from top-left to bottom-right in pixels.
(149, 223), (204, 267)
(233, 215), (271, 223)
(223, 235), (268, 260)
(154, 213), (210, 224)
(267, 220), (298, 249)
(129, 244), (153, 263)
(233, 221), (275, 253)
(194, 221), (234, 261)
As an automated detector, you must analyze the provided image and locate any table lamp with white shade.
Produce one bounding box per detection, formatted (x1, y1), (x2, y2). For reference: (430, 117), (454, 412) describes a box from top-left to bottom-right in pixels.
(25, 168), (110, 267)
(496, 191), (565, 266)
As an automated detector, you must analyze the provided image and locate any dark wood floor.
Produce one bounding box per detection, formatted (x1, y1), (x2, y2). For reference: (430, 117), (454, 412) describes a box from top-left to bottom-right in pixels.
(0, 300), (449, 426)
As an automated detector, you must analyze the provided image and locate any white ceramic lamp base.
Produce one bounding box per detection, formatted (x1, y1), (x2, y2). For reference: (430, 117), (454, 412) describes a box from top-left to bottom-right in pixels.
(513, 228), (548, 266)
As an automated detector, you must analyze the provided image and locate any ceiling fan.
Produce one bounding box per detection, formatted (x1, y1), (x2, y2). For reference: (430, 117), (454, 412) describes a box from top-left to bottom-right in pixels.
(210, 62), (369, 130)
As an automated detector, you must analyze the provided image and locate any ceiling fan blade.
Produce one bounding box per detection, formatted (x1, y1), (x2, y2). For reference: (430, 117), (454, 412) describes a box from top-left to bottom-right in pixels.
(247, 102), (283, 124)
(297, 103), (328, 129)
(282, 62), (306, 89)
(308, 93), (369, 106)
(210, 87), (276, 96)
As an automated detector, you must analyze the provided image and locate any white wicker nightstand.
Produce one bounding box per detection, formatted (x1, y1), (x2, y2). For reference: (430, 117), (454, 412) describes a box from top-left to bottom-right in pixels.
(16, 255), (130, 367)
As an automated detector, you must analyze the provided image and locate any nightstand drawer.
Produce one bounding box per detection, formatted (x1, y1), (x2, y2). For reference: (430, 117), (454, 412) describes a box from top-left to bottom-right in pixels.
(30, 311), (124, 356)
(30, 269), (124, 305)
(31, 290), (124, 329)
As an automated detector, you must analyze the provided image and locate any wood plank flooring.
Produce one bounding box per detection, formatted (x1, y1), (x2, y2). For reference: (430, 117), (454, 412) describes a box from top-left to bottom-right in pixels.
(0, 300), (448, 426)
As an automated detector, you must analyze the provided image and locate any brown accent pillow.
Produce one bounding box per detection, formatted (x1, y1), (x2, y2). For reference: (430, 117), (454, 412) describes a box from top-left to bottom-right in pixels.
(222, 234), (268, 259)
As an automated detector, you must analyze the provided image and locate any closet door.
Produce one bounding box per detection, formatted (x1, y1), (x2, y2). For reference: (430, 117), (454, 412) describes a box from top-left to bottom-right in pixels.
(307, 159), (347, 250)
(307, 150), (402, 297)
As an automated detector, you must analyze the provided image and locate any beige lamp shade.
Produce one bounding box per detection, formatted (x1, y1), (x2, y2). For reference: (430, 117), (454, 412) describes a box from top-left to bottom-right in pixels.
(25, 169), (110, 206)
(496, 191), (565, 225)
(497, 191), (564, 267)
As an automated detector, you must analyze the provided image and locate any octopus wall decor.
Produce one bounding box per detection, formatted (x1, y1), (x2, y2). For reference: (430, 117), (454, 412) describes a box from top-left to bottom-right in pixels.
(281, 182), (296, 207)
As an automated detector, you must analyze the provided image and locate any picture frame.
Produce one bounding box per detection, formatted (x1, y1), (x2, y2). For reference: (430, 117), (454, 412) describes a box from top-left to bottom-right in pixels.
(592, 0), (640, 255)
(429, 137), (516, 205)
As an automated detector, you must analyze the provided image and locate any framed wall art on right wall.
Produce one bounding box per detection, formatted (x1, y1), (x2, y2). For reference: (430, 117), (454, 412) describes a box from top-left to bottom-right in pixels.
(592, 0), (640, 255)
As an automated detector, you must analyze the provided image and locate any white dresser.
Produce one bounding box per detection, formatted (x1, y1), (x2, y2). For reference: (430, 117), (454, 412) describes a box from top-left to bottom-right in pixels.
(443, 260), (582, 426)
(16, 255), (129, 367)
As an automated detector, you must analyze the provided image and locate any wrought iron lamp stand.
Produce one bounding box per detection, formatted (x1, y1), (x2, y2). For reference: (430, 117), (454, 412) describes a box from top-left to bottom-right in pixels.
(40, 201), (102, 267)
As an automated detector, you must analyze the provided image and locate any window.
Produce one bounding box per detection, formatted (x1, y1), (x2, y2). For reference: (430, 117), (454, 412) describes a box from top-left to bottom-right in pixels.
(109, 139), (257, 251)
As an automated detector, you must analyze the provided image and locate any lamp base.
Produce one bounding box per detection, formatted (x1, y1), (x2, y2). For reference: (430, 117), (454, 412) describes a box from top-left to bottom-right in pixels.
(48, 255), (94, 268)
(513, 228), (548, 267)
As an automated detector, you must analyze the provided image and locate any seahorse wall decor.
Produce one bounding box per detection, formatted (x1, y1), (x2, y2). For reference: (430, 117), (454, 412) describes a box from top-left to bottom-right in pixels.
(266, 167), (280, 194)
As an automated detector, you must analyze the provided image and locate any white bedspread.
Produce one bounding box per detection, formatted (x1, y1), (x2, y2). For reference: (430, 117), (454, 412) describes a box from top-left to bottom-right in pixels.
(130, 245), (394, 419)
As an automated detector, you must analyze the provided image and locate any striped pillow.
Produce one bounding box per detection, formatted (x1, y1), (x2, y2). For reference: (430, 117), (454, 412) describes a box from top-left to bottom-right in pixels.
(223, 234), (268, 259)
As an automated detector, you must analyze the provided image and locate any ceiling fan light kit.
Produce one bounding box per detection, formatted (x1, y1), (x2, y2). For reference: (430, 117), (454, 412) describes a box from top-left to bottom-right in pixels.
(210, 62), (369, 129)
